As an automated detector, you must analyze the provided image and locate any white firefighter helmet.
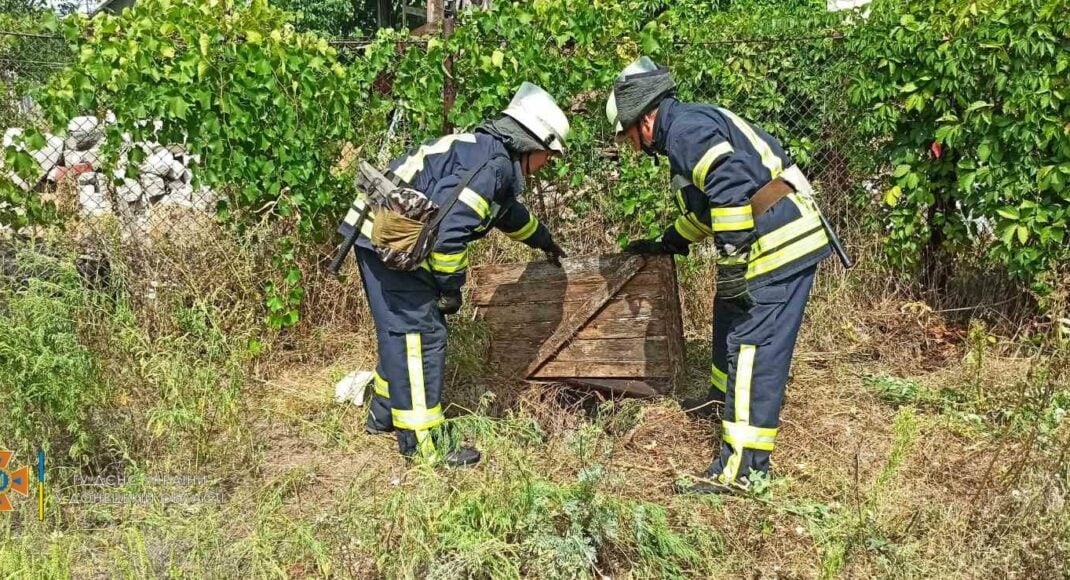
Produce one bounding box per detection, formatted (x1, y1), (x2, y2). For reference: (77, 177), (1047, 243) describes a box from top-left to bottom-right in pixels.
(606, 56), (661, 134)
(502, 82), (570, 154)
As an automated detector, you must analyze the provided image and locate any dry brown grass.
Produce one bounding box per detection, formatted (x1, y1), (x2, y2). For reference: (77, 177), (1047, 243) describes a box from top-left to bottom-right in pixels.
(4, 207), (1066, 578)
(223, 219), (1065, 577)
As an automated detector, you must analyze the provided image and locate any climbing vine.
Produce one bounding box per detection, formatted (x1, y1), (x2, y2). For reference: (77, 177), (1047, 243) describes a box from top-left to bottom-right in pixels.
(15, 0), (1064, 326)
(847, 0), (1070, 291)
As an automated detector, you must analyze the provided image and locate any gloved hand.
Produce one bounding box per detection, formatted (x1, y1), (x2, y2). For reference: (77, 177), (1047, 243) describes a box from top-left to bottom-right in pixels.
(437, 288), (462, 315)
(624, 238), (688, 256)
(543, 239), (568, 268)
(716, 264), (754, 308)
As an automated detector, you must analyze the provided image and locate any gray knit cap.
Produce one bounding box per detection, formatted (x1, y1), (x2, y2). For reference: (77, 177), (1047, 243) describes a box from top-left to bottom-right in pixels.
(606, 57), (677, 134)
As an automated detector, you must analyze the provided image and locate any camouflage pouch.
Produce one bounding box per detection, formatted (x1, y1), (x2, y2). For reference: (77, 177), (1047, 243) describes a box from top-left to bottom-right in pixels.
(348, 158), (492, 272)
(371, 187), (439, 271)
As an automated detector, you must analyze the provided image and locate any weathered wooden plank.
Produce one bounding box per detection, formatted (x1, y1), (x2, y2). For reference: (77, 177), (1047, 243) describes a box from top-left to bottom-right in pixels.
(469, 254), (683, 393)
(657, 255), (686, 388)
(533, 360), (672, 378)
(471, 254), (651, 286)
(553, 337), (669, 363)
(469, 270), (662, 306)
(563, 378), (662, 397)
(495, 336), (670, 365)
(476, 296), (662, 326)
(481, 313), (666, 340)
(523, 256), (645, 377)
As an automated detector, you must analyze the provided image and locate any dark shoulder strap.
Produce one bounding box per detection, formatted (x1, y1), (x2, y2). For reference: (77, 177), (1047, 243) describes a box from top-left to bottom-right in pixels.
(426, 156), (496, 231)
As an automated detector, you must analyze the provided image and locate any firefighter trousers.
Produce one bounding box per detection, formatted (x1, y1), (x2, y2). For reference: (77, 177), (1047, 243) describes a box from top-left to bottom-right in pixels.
(356, 248), (447, 458)
(705, 264), (817, 486)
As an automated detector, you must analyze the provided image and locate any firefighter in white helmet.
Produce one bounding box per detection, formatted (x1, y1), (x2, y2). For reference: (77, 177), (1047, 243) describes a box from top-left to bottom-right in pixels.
(337, 82), (570, 466)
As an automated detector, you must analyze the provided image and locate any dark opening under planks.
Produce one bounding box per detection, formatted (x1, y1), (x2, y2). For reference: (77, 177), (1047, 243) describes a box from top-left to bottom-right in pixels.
(469, 253), (685, 396)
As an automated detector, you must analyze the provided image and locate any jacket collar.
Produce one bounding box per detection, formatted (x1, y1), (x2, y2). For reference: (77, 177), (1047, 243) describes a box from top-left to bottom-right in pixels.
(480, 129), (525, 198)
(652, 97), (679, 154)
(510, 158), (525, 197)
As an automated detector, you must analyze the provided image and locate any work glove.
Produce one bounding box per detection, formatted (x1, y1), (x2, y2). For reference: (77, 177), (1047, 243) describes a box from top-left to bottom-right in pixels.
(437, 288), (462, 315)
(716, 264), (754, 308)
(543, 239), (568, 268)
(623, 238), (688, 256)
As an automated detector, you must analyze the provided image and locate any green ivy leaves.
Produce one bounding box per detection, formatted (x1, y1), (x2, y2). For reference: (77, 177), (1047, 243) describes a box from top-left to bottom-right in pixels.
(848, 0), (1070, 287)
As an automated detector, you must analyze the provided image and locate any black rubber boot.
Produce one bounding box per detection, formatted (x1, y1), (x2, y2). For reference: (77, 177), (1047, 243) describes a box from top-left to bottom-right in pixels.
(365, 392), (395, 435)
(680, 395), (724, 422)
(397, 430), (481, 468)
(365, 411), (394, 435)
(442, 446), (482, 468)
(673, 470), (746, 496)
(364, 423), (394, 435)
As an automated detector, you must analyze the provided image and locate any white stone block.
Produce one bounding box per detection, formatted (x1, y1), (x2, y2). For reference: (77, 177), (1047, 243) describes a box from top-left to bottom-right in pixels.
(79, 184), (111, 216)
(139, 148), (174, 176)
(32, 134), (64, 172)
(68, 115), (99, 135)
(64, 146), (101, 168)
(163, 180), (194, 206)
(141, 174), (167, 199)
(168, 159), (185, 180)
(2, 128), (62, 190)
(117, 178), (143, 203)
(66, 115), (103, 151)
(2, 127), (23, 146)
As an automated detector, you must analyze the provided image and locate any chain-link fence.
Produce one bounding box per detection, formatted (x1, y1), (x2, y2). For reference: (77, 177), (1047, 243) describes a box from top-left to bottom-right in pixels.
(658, 35), (873, 253)
(0, 29), (219, 243)
(0, 28), (871, 249)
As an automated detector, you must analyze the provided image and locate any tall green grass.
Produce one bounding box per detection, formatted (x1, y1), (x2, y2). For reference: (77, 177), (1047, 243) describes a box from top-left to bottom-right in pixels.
(0, 247), (107, 462)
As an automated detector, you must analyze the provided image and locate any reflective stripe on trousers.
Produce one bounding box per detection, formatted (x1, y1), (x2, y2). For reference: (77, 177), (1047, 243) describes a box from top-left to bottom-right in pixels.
(706, 265), (817, 487)
(357, 247), (448, 458)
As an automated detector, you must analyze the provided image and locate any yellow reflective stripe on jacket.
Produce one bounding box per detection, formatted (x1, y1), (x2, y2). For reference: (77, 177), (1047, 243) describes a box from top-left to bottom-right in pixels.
(674, 214), (709, 242)
(458, 187), (490, 220)
(718, 255), (749, 267)
(391, 405), (445, 431)
(503, 215), (539, 241)
(711, 205), (755, 232)
(718, 108), (783, 178)
(711, 364), (727, 393)
(747, 228), (828, 279)
(393, 134), (478, 182)
(687, 212), (713, 236)
(344, 195), (377, 239)
(749, 200), (824, 259)
(428, 250), (469, 273)
(373, 370), (389, 399)
(722, 421), (777, 451)
(692, 141), (734, 188)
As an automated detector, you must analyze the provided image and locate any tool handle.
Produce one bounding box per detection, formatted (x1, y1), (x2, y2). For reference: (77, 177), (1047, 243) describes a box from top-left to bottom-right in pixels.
(328, 227), (359, 276)
(819, 212), (854, 270)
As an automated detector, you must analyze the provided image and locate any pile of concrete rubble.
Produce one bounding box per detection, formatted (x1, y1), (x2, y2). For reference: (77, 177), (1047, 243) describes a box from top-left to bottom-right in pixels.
(2, 115), (217, 224)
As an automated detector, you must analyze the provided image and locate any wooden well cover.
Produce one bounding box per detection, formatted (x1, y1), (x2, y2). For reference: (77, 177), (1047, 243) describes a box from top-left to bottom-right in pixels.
(468, 254), (685, 396)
